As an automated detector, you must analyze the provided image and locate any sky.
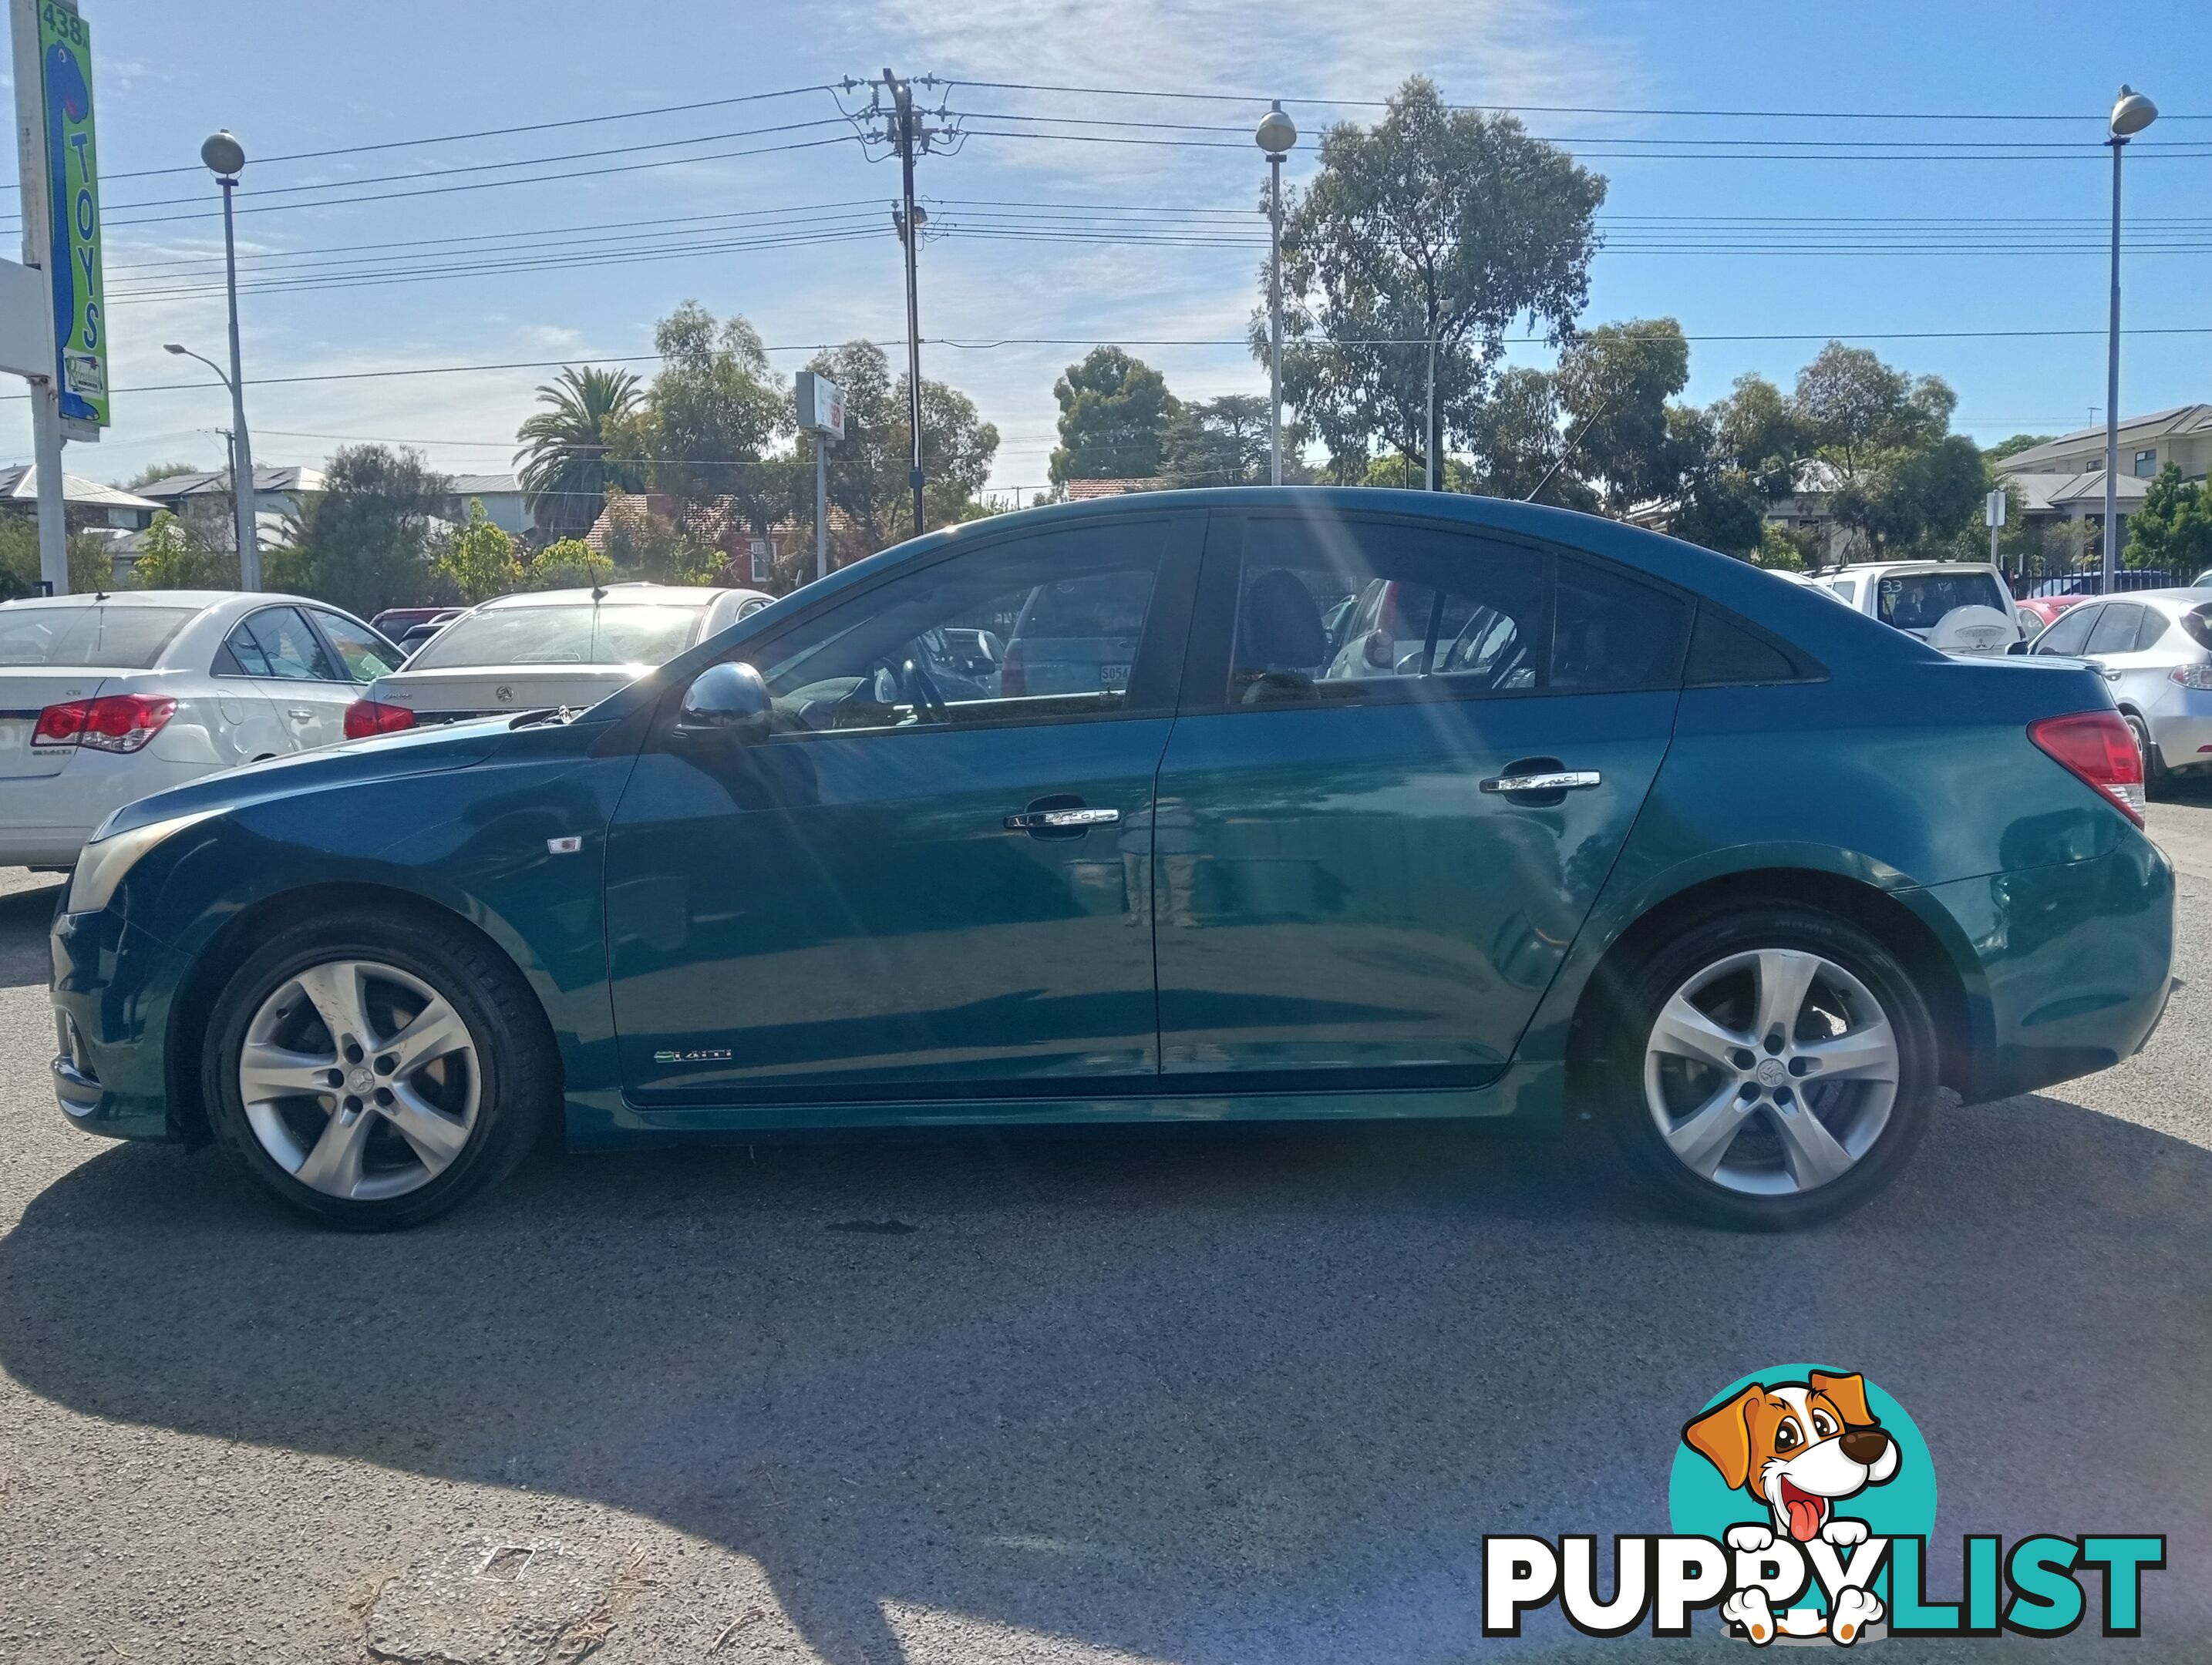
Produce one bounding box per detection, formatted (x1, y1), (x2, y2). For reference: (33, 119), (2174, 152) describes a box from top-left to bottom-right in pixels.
(5, 0), (2210, 504)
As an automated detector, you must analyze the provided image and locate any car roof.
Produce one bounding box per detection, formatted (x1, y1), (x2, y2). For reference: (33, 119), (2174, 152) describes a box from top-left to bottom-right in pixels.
(471, 584), (751, 611)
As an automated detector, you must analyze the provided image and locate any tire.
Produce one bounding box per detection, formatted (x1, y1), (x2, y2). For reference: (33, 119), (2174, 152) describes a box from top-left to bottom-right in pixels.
(202, 907), (556, 1229)
(2123, 712), (2170, 799)
(1600, 903), (1937, 1231)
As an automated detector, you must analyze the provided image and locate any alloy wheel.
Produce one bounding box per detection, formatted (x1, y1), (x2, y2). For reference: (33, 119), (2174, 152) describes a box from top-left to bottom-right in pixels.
(1642, 947), (1899, 1197)
(236, 958), (480, 1202)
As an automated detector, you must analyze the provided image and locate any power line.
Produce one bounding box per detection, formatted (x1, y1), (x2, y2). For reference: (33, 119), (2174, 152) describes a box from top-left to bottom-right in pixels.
(947, 77), (2209, 123)
(0, 83), (840, 193)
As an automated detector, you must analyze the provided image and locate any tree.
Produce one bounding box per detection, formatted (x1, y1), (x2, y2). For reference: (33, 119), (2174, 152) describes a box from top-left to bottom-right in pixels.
(526, 536), (614, 591)
(802, 340), (1000, 567)
(514, 366), (647, 539)
(1552, 318), (1690, 513)
(1786, 344), (1979, 559)
(2124, 462), (2212, 574)
(1162, 394), (1272, 487)
(593, 489), (719, 584)
(1049, 347), (1178, 481)
(621, 302), (790, 547)
(1465, 368), (1582, 505)
(1665, 404), (1769, 558)
(1985, 433), (2055, 463)
(1265, 76), (1604, 481)
(264, 445), (453, 617)
(0, 519), (123, 594)
(130, 511), (237, 589)
(433, 499), (523, 601)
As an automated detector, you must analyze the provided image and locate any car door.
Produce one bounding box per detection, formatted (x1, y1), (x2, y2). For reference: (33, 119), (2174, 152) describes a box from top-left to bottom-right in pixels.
(1150, 509), (1689, 1085)
(227, 604), (354, 751)
(2080, 600), (2172, 711)
(601, 510), (1203, 1106)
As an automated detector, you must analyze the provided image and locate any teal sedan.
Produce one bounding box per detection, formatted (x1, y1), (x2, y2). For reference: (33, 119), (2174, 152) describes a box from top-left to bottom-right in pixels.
(49, 490), (2173, 1230)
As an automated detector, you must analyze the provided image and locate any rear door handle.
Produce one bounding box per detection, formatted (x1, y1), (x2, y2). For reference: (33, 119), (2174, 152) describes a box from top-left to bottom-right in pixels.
(1005, 806), (1121, 831)
(286, 707), (314, 720)
(1480, 769), (1601, 795)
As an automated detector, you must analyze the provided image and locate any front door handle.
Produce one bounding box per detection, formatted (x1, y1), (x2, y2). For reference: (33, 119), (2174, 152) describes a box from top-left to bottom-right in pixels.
(1480, 769), (1601, 795)
(1005, 806), (1121, 832)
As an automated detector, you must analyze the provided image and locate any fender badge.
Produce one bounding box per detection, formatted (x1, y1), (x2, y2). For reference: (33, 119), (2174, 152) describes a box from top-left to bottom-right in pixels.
(653, 1048), (733, 1065)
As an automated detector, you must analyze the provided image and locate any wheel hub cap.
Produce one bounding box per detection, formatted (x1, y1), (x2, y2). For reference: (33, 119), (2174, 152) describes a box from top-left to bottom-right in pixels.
(1642, 946), (1901, 1198)
(236, 957), (481, 1203)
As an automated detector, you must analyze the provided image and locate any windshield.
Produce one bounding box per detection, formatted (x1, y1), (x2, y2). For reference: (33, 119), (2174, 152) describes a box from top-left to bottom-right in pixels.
(1875, 570), (2009, 631)
(406, 602), (704, 670)
(0, 604), (198, 668)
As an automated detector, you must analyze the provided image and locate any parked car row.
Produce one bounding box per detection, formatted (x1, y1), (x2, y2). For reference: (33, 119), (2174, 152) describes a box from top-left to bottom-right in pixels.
(45, 489), (2173, 1239)
(0, 583), (775, 866)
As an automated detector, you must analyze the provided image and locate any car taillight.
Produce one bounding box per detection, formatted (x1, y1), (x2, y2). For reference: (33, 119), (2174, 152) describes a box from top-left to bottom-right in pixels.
(344, 698), (416, 739)
(32, 694), (177, 754)
(2028, 710), (2145, 826)
(2170, 664), (2212, 690)
(999, 642), (1025, 696)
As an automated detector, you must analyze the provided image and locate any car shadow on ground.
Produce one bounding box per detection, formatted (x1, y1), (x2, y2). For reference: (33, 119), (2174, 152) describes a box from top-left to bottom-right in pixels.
(2, 1088), (2207, 1660)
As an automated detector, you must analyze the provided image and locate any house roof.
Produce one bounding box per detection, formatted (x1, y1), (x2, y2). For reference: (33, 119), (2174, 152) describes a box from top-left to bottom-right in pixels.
(449, 472), (521, 496)
(1996, 406), (2212, 473)
(1063, 476), (1166, 500)
(2004, 469), (2152, 513)
(134, 465), (327, 501)
(0, 465), (159, 511)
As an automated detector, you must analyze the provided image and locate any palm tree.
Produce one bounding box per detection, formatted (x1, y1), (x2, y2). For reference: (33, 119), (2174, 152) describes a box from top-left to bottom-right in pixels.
(514, 366), (646, 539)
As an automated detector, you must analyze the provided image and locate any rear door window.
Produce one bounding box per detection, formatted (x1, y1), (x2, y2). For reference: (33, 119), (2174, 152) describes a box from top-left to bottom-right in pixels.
(234, 607), (342, 681)
(1876, 570), (2009, 629)
(2087, 604), (2144, 657)
(0, 604), (197, 668)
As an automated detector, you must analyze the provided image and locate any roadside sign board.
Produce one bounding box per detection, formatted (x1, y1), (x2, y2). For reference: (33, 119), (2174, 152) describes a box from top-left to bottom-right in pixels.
(36, 0), (104, 429)
(1985, 488), (2006, 529)
(795, 370), (845, 439)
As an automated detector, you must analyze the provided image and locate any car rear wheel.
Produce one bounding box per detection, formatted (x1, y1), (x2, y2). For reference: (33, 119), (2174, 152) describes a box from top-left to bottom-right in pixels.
(1604, 904), (1937, 1230)
(203, 910), (554, 1229)
(2123, 712), (2170, 798)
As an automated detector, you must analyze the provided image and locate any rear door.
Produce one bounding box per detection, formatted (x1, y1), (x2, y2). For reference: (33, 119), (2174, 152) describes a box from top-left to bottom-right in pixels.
(226, 604), (355, 751)
(1151, 510), (1688, 1086)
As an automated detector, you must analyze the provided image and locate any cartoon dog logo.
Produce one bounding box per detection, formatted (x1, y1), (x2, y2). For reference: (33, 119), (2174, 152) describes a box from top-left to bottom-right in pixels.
(1682, 1371), (1899, 1645)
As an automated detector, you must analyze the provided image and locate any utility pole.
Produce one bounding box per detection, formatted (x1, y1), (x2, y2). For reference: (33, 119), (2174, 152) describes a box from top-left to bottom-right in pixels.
(1424, 331), (1436, 492)
(1254, 103), (1298, 486)
(885, 69), (927, 539)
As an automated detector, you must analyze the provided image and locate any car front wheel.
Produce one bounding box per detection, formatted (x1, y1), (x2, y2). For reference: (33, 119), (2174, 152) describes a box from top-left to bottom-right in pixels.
(203, 910), (553, 1229)
(1604, 904), (1937, 1230)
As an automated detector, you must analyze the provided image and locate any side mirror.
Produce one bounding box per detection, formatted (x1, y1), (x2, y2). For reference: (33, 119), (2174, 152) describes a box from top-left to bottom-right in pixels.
(2006, 639), (2029, 656)
(678, 661), (771, 742)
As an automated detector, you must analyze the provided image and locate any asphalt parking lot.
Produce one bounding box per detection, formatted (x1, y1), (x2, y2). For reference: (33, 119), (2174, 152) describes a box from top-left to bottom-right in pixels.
(2, 806), (2210, 1664)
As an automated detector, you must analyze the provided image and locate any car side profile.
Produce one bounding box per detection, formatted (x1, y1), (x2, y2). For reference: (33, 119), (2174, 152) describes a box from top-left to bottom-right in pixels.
(49, 490), (2173, 1232)
(0, 590), (403, 867)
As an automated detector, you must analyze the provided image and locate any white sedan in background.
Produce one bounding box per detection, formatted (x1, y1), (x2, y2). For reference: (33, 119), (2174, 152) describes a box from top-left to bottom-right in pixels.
(0, 590), (404, 866)
(348, 583), (773, 734)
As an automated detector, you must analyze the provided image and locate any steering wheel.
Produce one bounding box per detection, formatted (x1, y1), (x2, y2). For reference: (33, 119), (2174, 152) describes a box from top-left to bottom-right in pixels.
(900, 657), (951, 722)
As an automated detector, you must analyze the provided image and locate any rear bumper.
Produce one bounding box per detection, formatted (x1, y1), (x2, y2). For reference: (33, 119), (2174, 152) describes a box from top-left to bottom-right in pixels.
(49, 903), (188, 1142)
(0, 754), (214, 867)
(1915, 834), (2175, 1103)
(2141, 691), (2212, 770)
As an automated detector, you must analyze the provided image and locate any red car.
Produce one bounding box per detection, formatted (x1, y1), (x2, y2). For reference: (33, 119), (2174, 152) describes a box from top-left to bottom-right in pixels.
(2015, 594), (2090, 635)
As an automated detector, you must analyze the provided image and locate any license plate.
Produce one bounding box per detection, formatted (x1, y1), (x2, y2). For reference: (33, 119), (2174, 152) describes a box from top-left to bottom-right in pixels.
(1099, 663), (1130, 689)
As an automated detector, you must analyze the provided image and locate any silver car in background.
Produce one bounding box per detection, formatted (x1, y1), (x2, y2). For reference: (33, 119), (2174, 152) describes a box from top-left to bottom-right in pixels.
(2025, 587), (2212, 792)
(351, 582), (774, 735)
(0, 590), (402, 866)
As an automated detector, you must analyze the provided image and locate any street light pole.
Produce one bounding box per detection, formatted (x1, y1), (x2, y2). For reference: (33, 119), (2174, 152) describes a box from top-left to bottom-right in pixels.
(2102, 86), (2156, 592)
(200, 131), (258, 588)
(1255, 103), (1298, 487)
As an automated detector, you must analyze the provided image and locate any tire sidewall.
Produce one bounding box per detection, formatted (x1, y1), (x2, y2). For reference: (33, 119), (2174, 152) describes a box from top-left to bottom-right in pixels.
(203, 915), (530, 1229)
(1604, 903), (1938, 1231)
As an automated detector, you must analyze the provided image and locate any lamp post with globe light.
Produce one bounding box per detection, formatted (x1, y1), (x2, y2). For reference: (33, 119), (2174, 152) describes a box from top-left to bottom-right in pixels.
(2102, 86), (2156, 591)
(199, 130), (258, 587)
(1255, 103), (1298, 486)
